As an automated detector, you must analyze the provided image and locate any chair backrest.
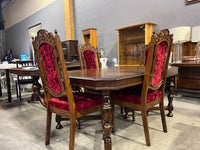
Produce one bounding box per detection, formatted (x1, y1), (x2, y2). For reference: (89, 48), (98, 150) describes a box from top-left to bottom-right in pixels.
(78, 44), (101, 69)
(142, 29), (173, 102)
(32, 29), (74, 107)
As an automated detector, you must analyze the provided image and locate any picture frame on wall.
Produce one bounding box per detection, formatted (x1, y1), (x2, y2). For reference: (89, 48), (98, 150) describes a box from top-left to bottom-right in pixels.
(185, 0), (200, 5)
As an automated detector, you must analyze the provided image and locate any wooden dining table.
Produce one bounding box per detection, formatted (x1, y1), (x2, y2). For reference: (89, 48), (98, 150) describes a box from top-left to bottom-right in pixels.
(69, 66), (144, 150)
(10, 65), (178, 150)
(68, 66), (178, 150)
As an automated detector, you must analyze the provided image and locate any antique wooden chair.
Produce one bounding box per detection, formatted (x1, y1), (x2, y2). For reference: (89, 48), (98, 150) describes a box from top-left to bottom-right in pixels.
(76, 43), (102, 128)
(32, 29), (104, 150)
(111, 29), (173, 146)
(52, 44), (102, 130)
(122, 45), (149, 120)
(78, 43), (101, 69)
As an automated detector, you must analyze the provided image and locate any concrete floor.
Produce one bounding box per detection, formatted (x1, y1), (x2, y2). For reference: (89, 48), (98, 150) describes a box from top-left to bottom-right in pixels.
(0, 93), (200, 150)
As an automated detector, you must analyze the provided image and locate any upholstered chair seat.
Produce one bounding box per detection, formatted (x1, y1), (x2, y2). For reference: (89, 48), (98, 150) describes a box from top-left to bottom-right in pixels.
(111, 89), (162, 105)
(32, 29), (104, 150)
(49, 93), (103, 111)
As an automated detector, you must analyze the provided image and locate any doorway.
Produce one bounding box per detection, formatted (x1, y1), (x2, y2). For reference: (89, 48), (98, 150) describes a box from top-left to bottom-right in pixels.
(28, 23), (42, 63)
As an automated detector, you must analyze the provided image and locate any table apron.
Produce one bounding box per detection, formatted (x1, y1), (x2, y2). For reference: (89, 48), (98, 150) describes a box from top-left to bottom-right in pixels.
(70, 76), (143, 91)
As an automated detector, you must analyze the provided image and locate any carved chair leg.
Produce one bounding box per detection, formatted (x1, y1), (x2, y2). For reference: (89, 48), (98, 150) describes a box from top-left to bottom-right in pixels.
(147, 110), (149, 116)
(131, 109), (135, 121)
(76, 118), (81, 130)
(123, 107), (129, 119)
(120, 106), (124, 114)
(55, 115), (63, 129)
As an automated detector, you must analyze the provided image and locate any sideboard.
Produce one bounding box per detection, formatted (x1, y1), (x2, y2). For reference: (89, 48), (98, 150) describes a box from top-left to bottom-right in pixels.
(172, 61), (200, 93)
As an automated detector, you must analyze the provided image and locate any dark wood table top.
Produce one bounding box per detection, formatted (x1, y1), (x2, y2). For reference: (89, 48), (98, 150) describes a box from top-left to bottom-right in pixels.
(69, 67), (145, 91)
(10, 65), (178, 91)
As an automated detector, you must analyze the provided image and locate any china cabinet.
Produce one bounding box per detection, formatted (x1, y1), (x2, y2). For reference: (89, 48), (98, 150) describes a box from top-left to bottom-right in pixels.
(116, 22), (156, 66)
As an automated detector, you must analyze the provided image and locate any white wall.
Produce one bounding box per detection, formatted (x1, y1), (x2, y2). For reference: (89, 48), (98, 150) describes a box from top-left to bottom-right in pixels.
(2, 0), (55, 29)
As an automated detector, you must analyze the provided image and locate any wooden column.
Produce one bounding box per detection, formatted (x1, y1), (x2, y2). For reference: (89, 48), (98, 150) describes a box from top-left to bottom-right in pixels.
(145, 23), (155, 45)
(63, 0), (75, 40)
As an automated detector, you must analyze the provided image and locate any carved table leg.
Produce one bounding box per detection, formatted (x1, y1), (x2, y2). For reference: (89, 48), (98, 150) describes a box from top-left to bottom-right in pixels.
(27, 76), (42, 103)
(167, 76), (175, 117)
(55, 115), (63, 129)
(102, 94), (112, 150)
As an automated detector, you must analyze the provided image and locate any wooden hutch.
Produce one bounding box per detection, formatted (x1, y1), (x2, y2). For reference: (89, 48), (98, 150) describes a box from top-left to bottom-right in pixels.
(116, 22), (156, 66)
(82, 28), (97, 48)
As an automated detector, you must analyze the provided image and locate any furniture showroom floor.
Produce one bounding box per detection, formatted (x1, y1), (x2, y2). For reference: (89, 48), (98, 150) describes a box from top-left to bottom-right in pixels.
(0, 92), (200, 150)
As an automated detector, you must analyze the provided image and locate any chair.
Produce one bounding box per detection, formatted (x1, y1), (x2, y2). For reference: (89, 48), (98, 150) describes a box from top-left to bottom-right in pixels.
(78, 43), (101, 70)
(121, 45), (149, 120)
(32, 29), (104, 150)
(111, 29), (173, 146)
(15, 60), (34, 101)
(74, 43), (102, 128)
(55, 44), (102, 129)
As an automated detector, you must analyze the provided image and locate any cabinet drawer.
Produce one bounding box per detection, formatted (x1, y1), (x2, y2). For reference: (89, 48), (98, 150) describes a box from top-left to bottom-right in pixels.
(178, 78), (200, 89)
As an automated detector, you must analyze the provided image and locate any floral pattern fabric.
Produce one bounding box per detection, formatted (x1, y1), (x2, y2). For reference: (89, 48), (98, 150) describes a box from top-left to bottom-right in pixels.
(40, 43), (62, 93)
(83, 50), (97, 69)
(111, 89), (162, 104)
(49, 92), (103, 111)
(151, 41), (168, 87)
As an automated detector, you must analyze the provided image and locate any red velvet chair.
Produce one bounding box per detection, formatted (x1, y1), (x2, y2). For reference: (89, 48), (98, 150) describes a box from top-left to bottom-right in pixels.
(32, 29), (104, 150)
(111, 29), (173, 146)
(76, 44), (102, 128)
(78, 44), (101, 69)
(122, 45), (149, 120)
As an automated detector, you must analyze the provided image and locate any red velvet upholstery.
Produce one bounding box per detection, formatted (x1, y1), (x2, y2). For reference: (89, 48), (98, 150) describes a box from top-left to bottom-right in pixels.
(40, 43), (62, 93)
(33, 29), (105, 150)
(83, 50), (97, 69)
(151, 41), (168, 87)
(49, 93), (103, 111)
(111, 41), (167, 105)
(110, 29), (171, 147)
(111, 89), (162, 104)
(144, 42), (168, 87)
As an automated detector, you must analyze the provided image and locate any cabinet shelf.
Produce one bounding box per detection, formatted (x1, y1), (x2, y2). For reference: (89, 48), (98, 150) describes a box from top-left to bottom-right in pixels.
(116, 22), (156, 66)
